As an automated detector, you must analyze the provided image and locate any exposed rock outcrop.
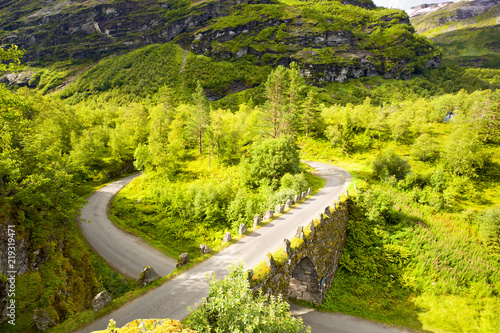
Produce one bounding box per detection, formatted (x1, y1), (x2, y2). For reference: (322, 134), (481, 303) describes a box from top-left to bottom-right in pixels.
(0, 0), (440, 84)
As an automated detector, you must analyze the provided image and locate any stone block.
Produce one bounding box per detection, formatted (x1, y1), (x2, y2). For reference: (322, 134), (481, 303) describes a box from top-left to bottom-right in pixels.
(285, 199), (292, 210)
(266, 253), (276, 273)
(199, 244), (212, 255)
(307, 188), (311, 196)
(222, 232), (232, 243)
(301, 191), (306, 199)
(289, 290), (303, 298)
(253, 214), (261, 227)
(294, 195), (300, 204)
(263, 209), (273, 221)
(283, 239), (291, 255)
(238, 223), (247, 234)
(324, 206), (331, 217)
(275, 204), (283, 214)
(92, 290), (112, 312)
(290, 284), (307, 292)
(295, 226), (305, 240)
(137, 266), (160, 288)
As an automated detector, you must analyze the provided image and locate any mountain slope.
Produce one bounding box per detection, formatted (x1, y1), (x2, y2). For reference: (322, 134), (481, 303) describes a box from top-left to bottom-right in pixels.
(411, 0), (500, 68)
(0, 0), (440, 84)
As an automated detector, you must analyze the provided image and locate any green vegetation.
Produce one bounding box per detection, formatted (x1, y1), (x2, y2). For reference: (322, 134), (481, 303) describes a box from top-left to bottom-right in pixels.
(299, 87), (500, 331)
(186, 261), (311, 333)
(1, 0), (500, 330)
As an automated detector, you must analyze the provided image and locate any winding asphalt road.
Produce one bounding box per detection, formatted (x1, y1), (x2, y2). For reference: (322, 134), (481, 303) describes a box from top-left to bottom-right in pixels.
(77, 162), (410, 333)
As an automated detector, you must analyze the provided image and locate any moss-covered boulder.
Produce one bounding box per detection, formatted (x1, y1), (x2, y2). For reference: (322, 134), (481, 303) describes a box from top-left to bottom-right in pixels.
(93, 318), (197, 333)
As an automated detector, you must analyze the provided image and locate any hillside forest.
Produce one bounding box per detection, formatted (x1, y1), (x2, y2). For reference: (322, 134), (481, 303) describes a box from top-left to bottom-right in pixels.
(0, 0), (500, 332)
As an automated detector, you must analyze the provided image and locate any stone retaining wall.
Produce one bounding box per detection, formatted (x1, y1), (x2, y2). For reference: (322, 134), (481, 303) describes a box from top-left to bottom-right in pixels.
(250, 199), (348, 305)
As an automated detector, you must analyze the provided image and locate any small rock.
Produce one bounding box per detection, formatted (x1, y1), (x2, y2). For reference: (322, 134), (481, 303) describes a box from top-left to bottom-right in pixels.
(222, 232), (232, 243)
(307, 188), (311, 196)
(283, 239), (291, 254)
(275, 204), (283, 214)
(324, 206), (331, 217)
(199, 244), (212, 255)
(253, 214), (261, 227)
(177, 253), (190, 268)
(295, 226), (305, 240)
(266, 253), (276, 273)
(294, 195), (300, 204)
(92, 290), (112, 312)
(263, 209), (274, 221)
(137, 266), (160, 288)
(301, 191), (306, 199)
(238, 223), (247, 235)
(285, 199), (292, 210)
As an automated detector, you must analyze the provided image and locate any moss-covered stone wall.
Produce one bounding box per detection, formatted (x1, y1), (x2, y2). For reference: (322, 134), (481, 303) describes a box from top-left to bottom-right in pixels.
(250, 198), (348, 305)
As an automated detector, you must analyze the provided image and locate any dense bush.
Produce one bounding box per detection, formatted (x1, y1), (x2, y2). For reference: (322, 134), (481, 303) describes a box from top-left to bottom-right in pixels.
(187, 262), (310, 333)
(372, 149), (411, 181)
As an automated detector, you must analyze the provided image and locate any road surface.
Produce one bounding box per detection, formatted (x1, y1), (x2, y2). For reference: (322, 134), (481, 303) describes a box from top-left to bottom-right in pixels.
(79, 173), (177, 279)
(76, 162), (411, 333)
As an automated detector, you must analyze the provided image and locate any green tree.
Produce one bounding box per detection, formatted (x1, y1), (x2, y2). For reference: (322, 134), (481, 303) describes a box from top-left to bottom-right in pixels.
(302, 89), (320, 138)
(411, 133), (439, 162)
(188, 80), (210, 155)
(187, 261), (311, 333)
(441, 125), (487, 177)
(249, 136), (300, 188)
(262, 63), (305, 138)
(0, 45), (24, 72)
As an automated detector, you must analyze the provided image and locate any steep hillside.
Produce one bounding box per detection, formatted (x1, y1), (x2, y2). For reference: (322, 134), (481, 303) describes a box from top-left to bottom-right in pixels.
(0, 0), (439, 85)
(411, 0), (500, 68)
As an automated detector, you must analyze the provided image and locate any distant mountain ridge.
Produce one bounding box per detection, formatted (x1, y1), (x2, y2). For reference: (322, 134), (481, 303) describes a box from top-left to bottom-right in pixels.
(411, 0), (500, 33)
(410, 0), (500, 68)
(409, 2), (454, 18)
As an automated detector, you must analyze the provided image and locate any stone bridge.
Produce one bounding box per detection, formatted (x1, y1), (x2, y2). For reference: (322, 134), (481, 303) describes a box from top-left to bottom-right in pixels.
(249, 198), (349, 304)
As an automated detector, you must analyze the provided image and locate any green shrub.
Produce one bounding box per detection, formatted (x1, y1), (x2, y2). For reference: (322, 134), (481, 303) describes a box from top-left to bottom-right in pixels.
(372, 149), (411, 181)
(187, 262), (310, 333)
(478, 205), (500, 249)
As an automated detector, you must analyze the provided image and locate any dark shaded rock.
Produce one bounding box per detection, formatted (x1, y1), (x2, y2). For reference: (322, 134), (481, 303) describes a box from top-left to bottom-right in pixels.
(137, 266), (160, 288)
(324, 206), (331, 217)
(92, 290), (112, 312)
(33, 309), (57, 331)
(176, 253), (190, 267)
(199, 244), (212, 255)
